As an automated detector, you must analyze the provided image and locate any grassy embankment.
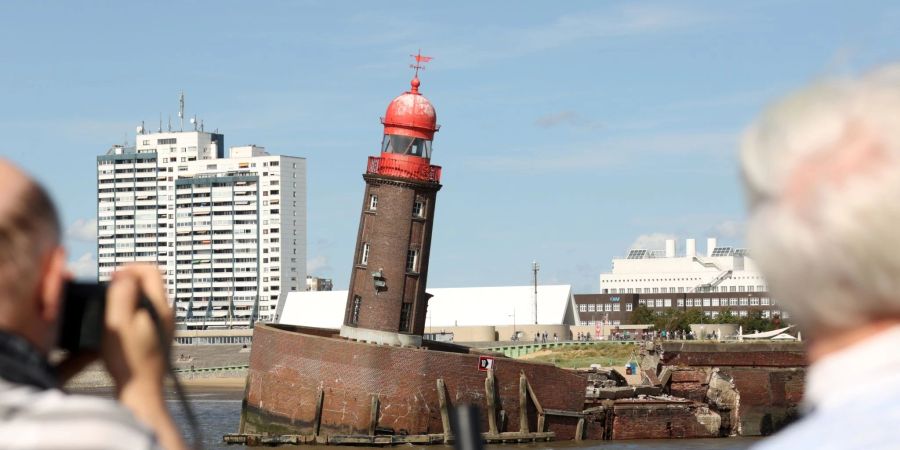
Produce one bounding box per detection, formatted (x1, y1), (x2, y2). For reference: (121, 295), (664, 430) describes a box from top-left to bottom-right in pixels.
(517, 343), (639, 368)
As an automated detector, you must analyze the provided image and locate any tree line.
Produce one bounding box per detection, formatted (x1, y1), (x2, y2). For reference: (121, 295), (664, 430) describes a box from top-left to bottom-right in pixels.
(629, 306), (783, 334)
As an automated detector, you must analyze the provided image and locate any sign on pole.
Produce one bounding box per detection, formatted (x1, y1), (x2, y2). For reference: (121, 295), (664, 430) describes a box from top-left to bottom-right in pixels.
(478, 356), (495, 372)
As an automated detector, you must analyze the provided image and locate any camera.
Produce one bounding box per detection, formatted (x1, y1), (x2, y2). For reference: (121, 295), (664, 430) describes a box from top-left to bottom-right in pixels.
(58, 281), (107, 352)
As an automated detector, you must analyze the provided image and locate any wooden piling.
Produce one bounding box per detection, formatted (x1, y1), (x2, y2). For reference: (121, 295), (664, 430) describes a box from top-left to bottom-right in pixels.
(525, 376), (544, 432)
(485, 368), (498, 435)
(368, 395), (380, 436)
(313, 388), (325, 437)
(575, 418), (585, 441)
(518, 371), (529, 432)
(436, 379), (451, 443)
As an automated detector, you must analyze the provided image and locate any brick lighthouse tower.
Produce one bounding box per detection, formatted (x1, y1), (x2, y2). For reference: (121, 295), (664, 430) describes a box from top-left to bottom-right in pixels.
(340, 55), (442, 347)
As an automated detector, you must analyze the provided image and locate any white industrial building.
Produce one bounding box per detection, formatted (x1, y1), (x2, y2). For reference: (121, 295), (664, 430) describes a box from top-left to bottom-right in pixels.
(278, 285), (578, 342)
(97, 121), (307, 328)
(600, 237), (768, 295)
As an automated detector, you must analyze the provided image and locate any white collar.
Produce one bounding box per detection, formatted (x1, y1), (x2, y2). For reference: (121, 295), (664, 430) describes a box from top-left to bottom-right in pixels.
(804, 325), (900, 413)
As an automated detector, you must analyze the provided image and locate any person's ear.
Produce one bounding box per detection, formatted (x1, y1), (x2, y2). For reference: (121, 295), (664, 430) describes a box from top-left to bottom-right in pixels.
(37, 246), (67, 324)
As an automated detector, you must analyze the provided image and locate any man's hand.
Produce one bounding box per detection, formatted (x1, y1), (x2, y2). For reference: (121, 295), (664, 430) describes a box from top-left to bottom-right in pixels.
(104, 264), (185, 450)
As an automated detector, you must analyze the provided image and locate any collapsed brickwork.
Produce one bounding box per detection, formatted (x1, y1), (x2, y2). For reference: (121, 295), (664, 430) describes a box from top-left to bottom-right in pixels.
(659, 342), (805, 436)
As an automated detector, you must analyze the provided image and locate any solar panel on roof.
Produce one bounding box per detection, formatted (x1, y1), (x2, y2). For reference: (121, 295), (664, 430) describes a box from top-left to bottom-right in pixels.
(626, 249), (648, 259)
(734, 248), (749, 256)
(710, 247), (734, 257)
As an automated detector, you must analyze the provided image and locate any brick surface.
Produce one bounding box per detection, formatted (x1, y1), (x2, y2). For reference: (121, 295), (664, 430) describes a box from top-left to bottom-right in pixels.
(241, 324), (586, 439)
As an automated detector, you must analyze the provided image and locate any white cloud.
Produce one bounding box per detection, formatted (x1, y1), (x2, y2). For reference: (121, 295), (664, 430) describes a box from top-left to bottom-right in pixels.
(534, 111), (603, 129)
(710, 220), (745, 240)
(66, 218), (97, 243)
(429, 4), (715, 69)
(629, 233), (677, 251)
(468, 130), (736, 173)
(307, 255), (331, 275)
(67, 252), (97, 280)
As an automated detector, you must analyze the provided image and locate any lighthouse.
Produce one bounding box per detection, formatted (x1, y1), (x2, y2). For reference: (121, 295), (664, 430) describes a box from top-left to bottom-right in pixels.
(339, 58), (442, 347)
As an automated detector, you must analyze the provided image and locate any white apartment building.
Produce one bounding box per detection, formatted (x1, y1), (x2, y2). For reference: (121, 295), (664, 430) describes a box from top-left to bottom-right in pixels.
(97, 127), (306, 328)
(600, 238), (768, 295)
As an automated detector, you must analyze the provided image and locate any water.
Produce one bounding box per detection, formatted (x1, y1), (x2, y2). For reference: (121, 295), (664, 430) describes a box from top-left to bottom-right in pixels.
(76, 386), (761, 450)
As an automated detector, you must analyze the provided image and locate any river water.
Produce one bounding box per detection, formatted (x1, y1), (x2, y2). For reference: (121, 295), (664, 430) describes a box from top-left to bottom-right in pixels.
(76, 386), (762, 450)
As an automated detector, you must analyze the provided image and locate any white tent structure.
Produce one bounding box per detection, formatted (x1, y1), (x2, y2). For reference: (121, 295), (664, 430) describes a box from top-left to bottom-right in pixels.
(740, 325), (796, 340)
(277, 284), (577, 329)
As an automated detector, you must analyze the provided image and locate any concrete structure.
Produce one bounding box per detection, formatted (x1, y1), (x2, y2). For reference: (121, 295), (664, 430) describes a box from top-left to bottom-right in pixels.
(279, 284), (578, 341)
(602, 238), (767, 295)
(97, 117), (307, 328)
(339, 74), (443, 347)
(305, 276), (333, 291)
(572, 237), (787, 335)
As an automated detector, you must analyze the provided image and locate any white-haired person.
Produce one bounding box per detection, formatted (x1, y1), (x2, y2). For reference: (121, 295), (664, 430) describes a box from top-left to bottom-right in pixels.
(743, 65), (900, 449)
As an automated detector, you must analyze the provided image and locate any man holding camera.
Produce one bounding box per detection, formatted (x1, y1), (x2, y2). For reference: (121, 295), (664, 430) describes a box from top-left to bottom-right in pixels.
(0, 159), (185, 449)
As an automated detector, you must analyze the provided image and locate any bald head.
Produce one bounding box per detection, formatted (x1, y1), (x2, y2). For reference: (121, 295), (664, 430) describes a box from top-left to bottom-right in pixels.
(0, 159), (61, 311)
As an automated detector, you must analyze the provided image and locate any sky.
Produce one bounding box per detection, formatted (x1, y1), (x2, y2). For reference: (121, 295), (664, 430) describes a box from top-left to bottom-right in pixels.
(2, 1), (899, 293)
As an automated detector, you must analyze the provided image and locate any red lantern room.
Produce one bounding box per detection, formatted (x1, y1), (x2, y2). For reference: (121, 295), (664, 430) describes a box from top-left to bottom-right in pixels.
(367, 76), (442, 182)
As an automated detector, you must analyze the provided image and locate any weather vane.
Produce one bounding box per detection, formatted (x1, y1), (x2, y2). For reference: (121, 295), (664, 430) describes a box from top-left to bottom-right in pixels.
(410, 49), (433, 77)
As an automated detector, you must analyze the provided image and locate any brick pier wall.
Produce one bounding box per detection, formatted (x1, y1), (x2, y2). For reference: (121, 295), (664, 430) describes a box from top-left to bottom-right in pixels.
(661, 342), (806, 436)
(241, 324), (586, 439)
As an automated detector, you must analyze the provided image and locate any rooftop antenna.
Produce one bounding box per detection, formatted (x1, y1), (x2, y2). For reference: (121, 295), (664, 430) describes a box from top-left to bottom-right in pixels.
(200, 119), (204, 132)
(178, 91), (185, 131)
(158, 113), (162, 133)
(168, 114), (172, 132)
(190, 115), (197, 131)
(409, 49), (433, 78)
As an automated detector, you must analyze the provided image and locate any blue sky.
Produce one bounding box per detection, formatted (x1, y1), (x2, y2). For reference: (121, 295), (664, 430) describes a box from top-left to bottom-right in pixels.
(2, 1), (899, 293)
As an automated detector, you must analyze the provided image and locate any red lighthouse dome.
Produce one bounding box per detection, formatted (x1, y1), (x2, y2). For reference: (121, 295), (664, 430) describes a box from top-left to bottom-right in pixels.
(382, 77), (439, 140)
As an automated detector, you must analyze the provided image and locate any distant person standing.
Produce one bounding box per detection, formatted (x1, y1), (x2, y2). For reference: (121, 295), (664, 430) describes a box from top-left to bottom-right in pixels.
(742, 65), (900, 449)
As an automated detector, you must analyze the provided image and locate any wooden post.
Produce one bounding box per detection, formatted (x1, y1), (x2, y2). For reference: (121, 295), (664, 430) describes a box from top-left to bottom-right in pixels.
(436, 379), (451, 443)
(368, 395), (380, 436)
(313, 387), (325, 437)
(525, 375), (545, 433)
(518, 371), (529, 432)
(485, 368), (498, 435)
(575, 418), (585, 441)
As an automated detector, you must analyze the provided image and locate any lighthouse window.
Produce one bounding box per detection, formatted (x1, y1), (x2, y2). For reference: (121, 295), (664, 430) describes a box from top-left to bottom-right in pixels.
(382, 134), (433, 158)
(350, 296), (362, 325)
(360, 243), (370, 265)
(369, 194), (378, 210)
(399, 302), (412, 332)
(412, 200), (424, 217)
(406, 249), (419, 273)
